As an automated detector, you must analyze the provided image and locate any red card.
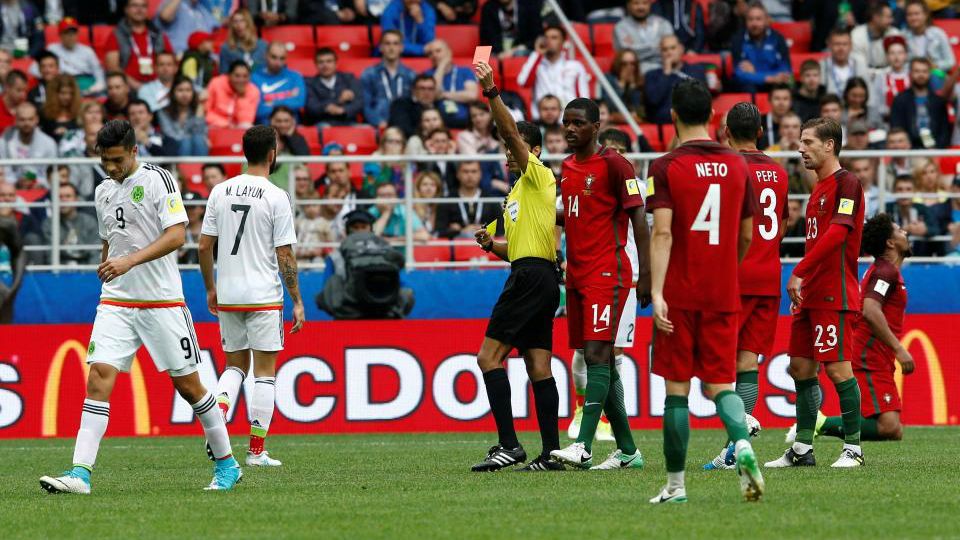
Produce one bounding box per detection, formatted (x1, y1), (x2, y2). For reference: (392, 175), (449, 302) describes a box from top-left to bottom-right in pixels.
(472, 46), (492, 65)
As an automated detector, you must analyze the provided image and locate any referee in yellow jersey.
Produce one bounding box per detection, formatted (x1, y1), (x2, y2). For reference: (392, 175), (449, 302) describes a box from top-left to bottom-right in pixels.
(470, 61), (563, 472)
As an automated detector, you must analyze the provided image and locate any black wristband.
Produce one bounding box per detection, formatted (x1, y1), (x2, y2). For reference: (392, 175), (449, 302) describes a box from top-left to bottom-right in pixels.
(555, 249), (565, 264)
(482, 85), (499, 99)
(482, 241), (494, 252)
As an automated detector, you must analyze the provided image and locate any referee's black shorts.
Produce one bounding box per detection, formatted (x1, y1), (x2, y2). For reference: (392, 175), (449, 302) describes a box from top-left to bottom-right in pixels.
(485, 257), (560, 352)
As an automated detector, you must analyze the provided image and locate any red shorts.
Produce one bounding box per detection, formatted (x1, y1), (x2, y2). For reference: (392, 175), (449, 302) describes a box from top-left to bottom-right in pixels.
(788, 309), (859, 362)
(652, 309), (738, 384)
(738, 295), (780, 357)
(855, 368), (902, 417)
(566, 284), (629, 349)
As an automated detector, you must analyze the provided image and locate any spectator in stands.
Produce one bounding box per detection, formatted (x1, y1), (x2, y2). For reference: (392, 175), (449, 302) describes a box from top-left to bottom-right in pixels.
(851, 1), (900, 69)
(382, 0), (437, 57)
(848, 156), (880, 217)
(178, 190), (205, 263)
(220, 9), (268, 74)
(202, 163), (228, 192)
(844, 119), (872, 151)
(913, 158), (948, 206)
(137, 51), (178, 112)
(873, 35), (910, 121)
(0, 48), (10, 91)
(413, 169), (440, 236)
(535, 94), (562, 132)
(0, 0), (44, 59)
(179, 31), (216, 92)
(780, 198), (805, 258)
(371, 181), (430, 242)
(433, 0), (476, 23)
(105, 71), (132, 120)
(318, 160), (359, 232)
(0, 199), (25, 323)
(652, 0), (705, 53)
(268, 105), (310, 189)
(404, 106), (443, 155)
(295, 188), (338, 262)
(435, 161), (498, 239)
(517, 24), (590, 115)
(730, 2), (790, 93)
(615, 0), (674, 74)
(886, 127), (916, 179)
(424, 39), (477, 128)
(792, 59), (825, 123)
(418, 127), (458, 193)
(27, 51), (59, 108)
(891, 58), (950, 149)
(0, 69), (27, 130)
(47, 17), (105, 97)
(389, 73), (439, 137)
(248, 0), (297, 26)
(758, 83), (791, 150)
(939, 177), (960, 256)
(904, 0), (955, 74)
(39, 182), (99, 265)
(479, 0), (541, 58)
(59, 103), (103, 199)
(304, 47), (362, 126)
(292, 164), (317, 207)
(0, 102), (57, 185)
(206, 60), (260, 128)
(39, 74), (80, 142)
(457, 101), (500, 156)
(156, 0), (219, 54)
(127, 98), (168, 157)
(58, 100), (102, 158)
(821, 27), (871, 98)
(887, 174), (938, 256)
(600, 49), (645, 125)
(253, 41), (307, 125)
(157, 76), (207, 156)
(767, 111), (813, 194)
(644, 35), (706, 125)
(364, 126), (408, 197)
(819, 93), (843, 124)
(362, 30), (416, 129)
(843, 76), (881, 129)
(105, 0), (174, 92)
(299, 0), (358, 25)
(543, 125), (566, 179)
(56, 0), (125, 25)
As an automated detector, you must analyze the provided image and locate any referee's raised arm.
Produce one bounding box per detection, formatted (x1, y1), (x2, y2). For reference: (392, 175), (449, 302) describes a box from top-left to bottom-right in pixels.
(474, 61), (529, 173)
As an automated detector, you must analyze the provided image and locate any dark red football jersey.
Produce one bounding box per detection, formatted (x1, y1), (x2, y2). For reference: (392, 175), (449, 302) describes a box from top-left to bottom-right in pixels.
(560, 147), (645, 289)
(646, 140), (756, 312)
(801, 168), (865, 311)
(855, 258), (908, 370)
(739, 151), (789, 297)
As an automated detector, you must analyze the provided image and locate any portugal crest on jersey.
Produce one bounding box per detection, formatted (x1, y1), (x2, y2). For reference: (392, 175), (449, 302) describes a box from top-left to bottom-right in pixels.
(584, 174), (594, 195)
(131, 186), (145, 203)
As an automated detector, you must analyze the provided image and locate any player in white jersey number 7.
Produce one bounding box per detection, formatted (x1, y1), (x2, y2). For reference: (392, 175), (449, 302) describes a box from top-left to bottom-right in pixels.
(199, 125), (306, 468)
(40, 120), (242, 494)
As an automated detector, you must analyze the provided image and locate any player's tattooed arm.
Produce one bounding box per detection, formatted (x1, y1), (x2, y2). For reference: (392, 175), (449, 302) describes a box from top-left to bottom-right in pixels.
(276, 245), (305, 333)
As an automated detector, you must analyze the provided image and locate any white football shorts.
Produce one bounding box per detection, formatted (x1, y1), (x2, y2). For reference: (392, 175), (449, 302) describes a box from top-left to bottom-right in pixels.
(87, 304), (200, 377)
(615, 291), (638, 348)
(218, 310), (284, 353)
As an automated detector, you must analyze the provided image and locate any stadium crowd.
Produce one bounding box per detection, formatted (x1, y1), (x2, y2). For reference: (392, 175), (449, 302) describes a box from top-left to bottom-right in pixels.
(4, 0), (960, 316)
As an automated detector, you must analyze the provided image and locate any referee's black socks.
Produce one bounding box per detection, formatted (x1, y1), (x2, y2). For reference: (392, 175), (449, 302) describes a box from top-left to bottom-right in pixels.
(483, 368), (520, 449)
(532, 377), (560, 456)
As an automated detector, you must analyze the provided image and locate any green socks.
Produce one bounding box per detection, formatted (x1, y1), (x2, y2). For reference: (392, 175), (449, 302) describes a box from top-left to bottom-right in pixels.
(835, 377), (862, 446)
(794, 377), (820, 446)
(736, 370), (760, 415)
(714, 390), (749, 442)
(663, 395), (689, 473)
(576, 364), (610, 452)
(604, 362), (637, 455)
(821, 416), (844, 438)
(822, 416), (881, 440)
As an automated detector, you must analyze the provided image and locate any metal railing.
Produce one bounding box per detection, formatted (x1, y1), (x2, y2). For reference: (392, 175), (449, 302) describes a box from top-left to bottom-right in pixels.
(1, 149), (959, 272)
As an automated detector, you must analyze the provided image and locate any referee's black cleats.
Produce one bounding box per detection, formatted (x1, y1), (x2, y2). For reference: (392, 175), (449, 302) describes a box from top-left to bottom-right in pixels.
(516, 455), (565, 472)
(471, 444), (527, 472)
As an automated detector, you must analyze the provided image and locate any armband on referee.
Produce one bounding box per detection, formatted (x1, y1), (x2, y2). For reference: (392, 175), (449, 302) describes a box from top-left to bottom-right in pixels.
(555, 250), (565, 264)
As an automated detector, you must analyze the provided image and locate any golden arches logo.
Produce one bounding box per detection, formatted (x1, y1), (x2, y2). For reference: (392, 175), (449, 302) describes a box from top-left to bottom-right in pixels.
(42, 340), (151, 436)
(896, 330), (948, 425)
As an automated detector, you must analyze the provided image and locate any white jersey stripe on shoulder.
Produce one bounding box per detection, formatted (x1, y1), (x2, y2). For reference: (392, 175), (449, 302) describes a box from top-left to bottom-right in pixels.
(144, 163), (176, 193)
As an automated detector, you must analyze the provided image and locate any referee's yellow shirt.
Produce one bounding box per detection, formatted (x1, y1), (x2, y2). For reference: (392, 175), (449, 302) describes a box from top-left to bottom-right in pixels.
(500, 153), (556, 262)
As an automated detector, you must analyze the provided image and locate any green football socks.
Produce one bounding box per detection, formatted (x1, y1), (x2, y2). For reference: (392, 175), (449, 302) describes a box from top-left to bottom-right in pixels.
(663, 395), (689, 473)
(835, 377), (862, 446)
(736, 370), (760, 415)
(714, 390), (749, 442)
(794, 377), (821, 446)
(604, 362), (637, 455)
(576, 364), (610, 453)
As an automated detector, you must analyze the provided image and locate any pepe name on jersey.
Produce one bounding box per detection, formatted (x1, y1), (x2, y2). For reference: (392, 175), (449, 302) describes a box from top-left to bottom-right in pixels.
(225, 184), (266, 199)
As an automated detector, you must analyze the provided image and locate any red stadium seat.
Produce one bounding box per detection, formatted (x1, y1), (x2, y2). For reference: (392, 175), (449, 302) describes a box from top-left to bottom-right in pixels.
(694, 0), (711, 26)
(660, 123), (676, 149)
(934, 20), (960, 47)
(754, 92), (771, 114)
(593, 55), (613, 73)
(91, 25), (114, 51)
(939, 148), (960, 175)
(316, 25), (373, 58)
(262, 25), (316, 58)
(638, 123), (662, 152)
(322, 126), (378, 155)
(405, 57), (433, 73)
(790, 52), (828, 79)
(453, 243), (501, 264)
(499, 56), (526, 93)
(176, 164), (210, 197)
(713, 93), (753, 116)
(211, 26), (230, 53)
(209, 128), (247, 155)
(772, 21), (812, 52)
(147, 0), (163, 17)
(415, 244), (453, 263)
(592, 23), (615, 57)
(339, 57), (379, 78)
(44, 24), (91, 46)
(288, 57), (318, 78)
(297, 126), (322, 154)
(570, 22), (591, 50)
(436, 25), (480, 57)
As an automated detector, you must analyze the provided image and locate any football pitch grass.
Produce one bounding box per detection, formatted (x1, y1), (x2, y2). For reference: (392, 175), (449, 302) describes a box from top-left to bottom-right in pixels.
(3, 428), (959, 539)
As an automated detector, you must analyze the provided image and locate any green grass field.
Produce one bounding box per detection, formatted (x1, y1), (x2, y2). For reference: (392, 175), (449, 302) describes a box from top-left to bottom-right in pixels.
(3, 428), (959, 539)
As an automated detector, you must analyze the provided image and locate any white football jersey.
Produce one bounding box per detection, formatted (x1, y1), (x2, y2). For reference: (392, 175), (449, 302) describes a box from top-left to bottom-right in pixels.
(201, 174), (297, 309)
(95, 163), (187, 306)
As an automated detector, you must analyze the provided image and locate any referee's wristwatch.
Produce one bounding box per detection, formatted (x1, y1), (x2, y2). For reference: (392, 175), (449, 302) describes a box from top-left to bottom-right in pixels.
(482, 85), (499, 99)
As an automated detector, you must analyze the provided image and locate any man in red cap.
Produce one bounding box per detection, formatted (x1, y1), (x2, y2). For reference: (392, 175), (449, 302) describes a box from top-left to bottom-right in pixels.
(48, 17), (105, 96)
(179, 31), (216, 91)
(873, 35), (910, 120)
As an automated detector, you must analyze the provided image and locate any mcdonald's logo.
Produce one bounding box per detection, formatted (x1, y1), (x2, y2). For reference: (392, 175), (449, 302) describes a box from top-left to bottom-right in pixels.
(42, 340), (151, 436)
(896, 330), (948, 425)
